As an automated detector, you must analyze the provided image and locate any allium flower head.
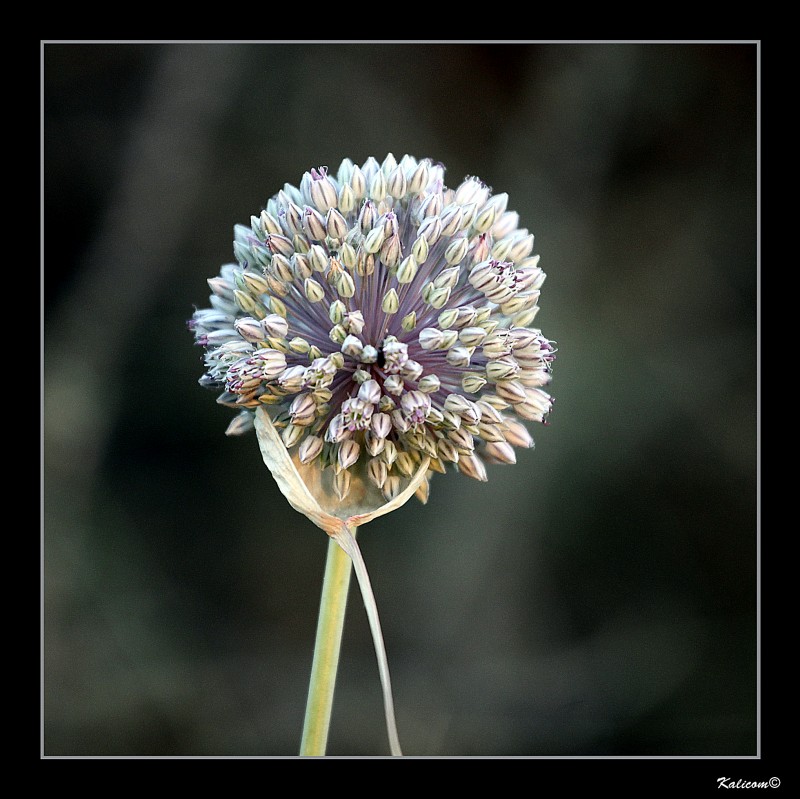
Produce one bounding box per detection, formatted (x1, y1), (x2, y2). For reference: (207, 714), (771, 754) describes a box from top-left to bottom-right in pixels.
(191, 154), (555, 525)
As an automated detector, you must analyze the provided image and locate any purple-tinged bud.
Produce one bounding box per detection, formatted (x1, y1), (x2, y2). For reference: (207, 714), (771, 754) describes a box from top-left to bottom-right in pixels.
(484, 441), (517, 464)
(298, 434), (324, 464)
(302, 206), (328, 241)
(458, 453), (488, 482)
(368, 457), (388, 489)
(371, 412), (392, 439)
(338, 439), (360, 470)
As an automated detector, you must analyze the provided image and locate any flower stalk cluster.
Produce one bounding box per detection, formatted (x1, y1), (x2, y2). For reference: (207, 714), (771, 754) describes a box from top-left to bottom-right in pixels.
(191, 154), (555, 504)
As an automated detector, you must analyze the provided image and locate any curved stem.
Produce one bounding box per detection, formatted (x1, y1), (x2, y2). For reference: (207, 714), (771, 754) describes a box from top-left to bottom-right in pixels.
(335, 526), (403, 756)
(300, 532), (355, 756)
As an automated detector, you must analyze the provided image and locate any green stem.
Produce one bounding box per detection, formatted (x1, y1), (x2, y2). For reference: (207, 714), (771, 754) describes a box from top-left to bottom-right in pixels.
(300, 531), (355, 756)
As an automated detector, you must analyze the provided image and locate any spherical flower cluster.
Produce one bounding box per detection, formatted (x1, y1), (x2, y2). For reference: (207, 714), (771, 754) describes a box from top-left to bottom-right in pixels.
(190, 154), (555, 504)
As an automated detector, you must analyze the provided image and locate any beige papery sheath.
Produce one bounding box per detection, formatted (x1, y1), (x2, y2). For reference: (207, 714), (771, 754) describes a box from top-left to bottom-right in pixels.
(255, 407), (430, 755)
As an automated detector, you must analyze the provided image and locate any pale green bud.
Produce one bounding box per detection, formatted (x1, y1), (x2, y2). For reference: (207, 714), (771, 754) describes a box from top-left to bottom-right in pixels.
(492, 209), (519, 239)
(262, 314), (289, 338)
(397, 255), (418, 285)
(361, 345), (379, 363)
(381, 152), (398, 174)
(281, 423), (306, 448)
(326, 208), (348, 240)
(462, 373), (488, 394)
(446, 344), (471, 367)
(512, 307), (540, 327)
(303, 278), (325, 303)
(358, 199), (376, 233)
(328, 299), (346, 324)
(380, 235), (402, 269)
(291, 253), (312, 280)
(437, 308), (459, 329)
(395, 451), (415, 477)
(473, 204), (498, 235)
(418, 374), (441, 394)
(369, 169), (387, 202)
(268, 296), (287, 318)
(363, 225), (386, 254)
(336, 270), (355, 298)
(308, 244), (329, 273)
(439, 203), (463, 237)
(338, 183), (356, 215)
(429, 286), (451, 309)
(378, 395), (396, 413)
(433, 265), (461, 290)
(418, 327), (444, 350)
(418, 215), (442, 246)
(292, 234), (310, 254)
(418, 192), (442, 219)
(271, 253), (293, 282)
(382, 288), (400, 314)
(408, 159), (430, 194)
(444, 236), (469, 266)
(341, 334), (364, 358)
(289, 337), (310, 354)
(381, 439), (398, 466)
(458, 327), (487, 347)
(328, 324), (347, 344)
(234, 289), (257, 314)
(234, 317), (266, 343)
(340, 241), (357, 270)
(401, 311), (417, 332)
(264, 336), (290, 353)
(302, 206), (327, 241)
(459, 202), (478, 230)
(411, 235), (429, 263)
(260, 210), (283, 236)
(235, 239), (257, 267)
(500, 294), (538, 316)
(350, 165), (366, 199)
(387, 165), (408, 199)
(241, 271), (270, 296)
(401, 360), (423, 381)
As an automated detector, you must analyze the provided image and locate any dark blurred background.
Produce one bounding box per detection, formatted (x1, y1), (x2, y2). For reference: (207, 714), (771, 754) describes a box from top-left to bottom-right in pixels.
(43, 42), (757, 757)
